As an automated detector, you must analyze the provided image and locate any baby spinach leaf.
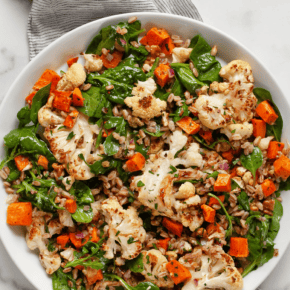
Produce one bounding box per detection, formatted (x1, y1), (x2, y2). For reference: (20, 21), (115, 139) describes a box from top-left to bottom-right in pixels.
(240, 146), (263, 181)
(189, 35), (222, 84)
(72, 205), (94, 223)
(17, 106), (31, 128)
(253, 88), (283, 141)
(237, 191), (250, 211)
(129, 45), (149, 64)
(192, 134), (231, 151)
(125, 253), (144, 273)
(173, 102), (189, 122)
(276, 178), (290, 194)
(86, 25), (116, 55)
(170, 63), (205, 94)
(103, 134), (120, 156)
(105, 274), (159, 290)
(30, 83), (51, 124)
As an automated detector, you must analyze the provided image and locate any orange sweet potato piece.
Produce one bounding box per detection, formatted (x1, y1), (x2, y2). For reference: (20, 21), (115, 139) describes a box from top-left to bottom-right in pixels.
(261, 179), (276, 197)
(252, 119), (266, 138)
(267, 141), (284, 159)
(154, 63), (170, 87)
(69, 232), (90, 248)
(139, 35), (148, 46)
(166, 260), (191, 285)
(229, 237), (249, 257)
(201, 204), (216, 223)
(222, 150), (234, 163)
(7, 202), (32, 226)
(208, 195), (225, 207)
(56, 234), (70, 248)
(214, 174), (231, 192)
(206, 223), (223, 236)
(90, 227), (100, 243)
(33, 69), (60, 91)
(158, 238), (170, 251)
(146, 27), (170, 46)
(75, 265), (84, 270)
(25, 91), (36, 105)
(274, 155), (290, 179)
(37, 155), (49, 170)
(65, 199), (77, 214)
(101, 50), (123, 69)
(86, 268), (103, 285)
(176, 116), (200, 135)
(230, 166), (238, 178)
(63, 110), (79, 128)
(67, 57), (79, 67)
(126, 152), (146, 172)
(72, 88), (84, 107)
(256, 101), (278, 124)
(14, 155), (31, 171)
(52, 90), (72, 112)
(198, 129), (214, 144)
(162, 217), (183, 237)
(161, 37), (175, 55)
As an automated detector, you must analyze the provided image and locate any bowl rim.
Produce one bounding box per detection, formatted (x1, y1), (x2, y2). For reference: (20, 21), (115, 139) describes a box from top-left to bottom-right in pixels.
(0, 11), (289, 290)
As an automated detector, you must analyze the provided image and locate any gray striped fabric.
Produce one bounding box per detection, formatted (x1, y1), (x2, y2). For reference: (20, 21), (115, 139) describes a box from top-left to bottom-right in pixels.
(27, 0), (202, 60)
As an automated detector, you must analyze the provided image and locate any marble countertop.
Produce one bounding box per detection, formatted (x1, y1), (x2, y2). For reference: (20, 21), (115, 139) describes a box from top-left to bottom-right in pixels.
(0, 0), (290, 289)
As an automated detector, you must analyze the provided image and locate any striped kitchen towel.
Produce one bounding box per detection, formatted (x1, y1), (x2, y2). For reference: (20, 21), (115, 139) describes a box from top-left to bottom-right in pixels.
(27, 0), (202, 60)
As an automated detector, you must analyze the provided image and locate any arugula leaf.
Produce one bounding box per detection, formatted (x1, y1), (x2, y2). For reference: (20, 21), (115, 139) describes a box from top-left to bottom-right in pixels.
(170, 63), (205, 94)
(192, 134), (232, 151)
(30, 83), (51, 124)
(52, 268), (80, 290)
(105, 274), (159, 290)
(189, 35), (222, 84)
(240, 146), (263, 181)
(253, 88), (283, 141)
(125, 253), (144, 273)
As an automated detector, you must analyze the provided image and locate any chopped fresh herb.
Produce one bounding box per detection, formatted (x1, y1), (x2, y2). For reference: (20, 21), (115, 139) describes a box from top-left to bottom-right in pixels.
(66, 131), (75, 140)
(127, 237), (137, 244)
(137, 180), (145, 187)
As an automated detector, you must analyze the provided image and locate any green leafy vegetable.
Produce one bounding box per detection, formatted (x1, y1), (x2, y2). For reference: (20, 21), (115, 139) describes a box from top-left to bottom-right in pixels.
(105, 274), (159, 290)
(30, 83), (51, 124)
(125, 253), (144, 273)
(192, 134), (231, 151)
(208, 193), (232, 238)
(66, 131), (75, 140)
(189, 35), (222, 84)
(143, 124), (164, 137)
(17, 106), (31, 128)
(240, 146), (263, 181)
(170, 63), (205, 94)
(52, 268), (80, 290)
(253, 88), (283, 141)
(237, 191), (250, 211)
(146, 57), (159, 79)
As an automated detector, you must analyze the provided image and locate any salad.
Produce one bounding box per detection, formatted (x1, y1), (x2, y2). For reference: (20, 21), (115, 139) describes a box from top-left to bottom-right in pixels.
(1, 16), (289, 290)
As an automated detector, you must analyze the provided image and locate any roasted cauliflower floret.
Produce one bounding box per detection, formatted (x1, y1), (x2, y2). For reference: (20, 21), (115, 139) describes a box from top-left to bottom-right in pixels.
(175, 182), (195, 199)
(125, 77), (166, 119)
(141, 250), (174, 288)
(132, 131), (204, 231)
(101, 197), (146, 260)
(172, 47), (193, 63)
(57, 63), (86, 91)
(39, 106), (101, 180)
(195, 60), (257, 130)
(124, 94), (166, 119)
(181, 246), (243, 290)
(83, 54), (103, 72)
(60, 247), (75, 262)
(220, 60), (254, 83)
(26, 213), (61, 274)
(220, 122), (253, 141)
(132, 78), (157, 98)
(58, 209), (74, 227)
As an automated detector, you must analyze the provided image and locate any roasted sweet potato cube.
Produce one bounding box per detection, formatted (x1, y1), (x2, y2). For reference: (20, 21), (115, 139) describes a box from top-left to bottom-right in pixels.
(201, 204), (216, 223)
(37, 155), (49, 170)
(176, 116), (200, 135)
(161, 37), (175, 55)
(261, 179), (276, 197)
(52, 91), (72, 112)
(63, 110), (79, 128)
(154, 64), (170, 88)
(256, 101), (278, 124)
(33, 69), (60, 91)
(214, 174), (231, 192)
(229, 237), (249, 257)
(7, 202), (32, 226)
(126, 152), (146, 172)
(274, 155), (290, 179)
(146, 27), (170, 45)
(14, 155), (32, 171)
(267, 141), (284, 159)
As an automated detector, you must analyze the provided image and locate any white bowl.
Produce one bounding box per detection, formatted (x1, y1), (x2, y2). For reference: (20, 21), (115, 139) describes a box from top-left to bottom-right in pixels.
(0, 12), (289, 290)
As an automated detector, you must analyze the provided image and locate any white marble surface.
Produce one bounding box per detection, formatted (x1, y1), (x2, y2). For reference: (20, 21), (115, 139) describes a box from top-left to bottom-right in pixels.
(0, 0), (290, 289)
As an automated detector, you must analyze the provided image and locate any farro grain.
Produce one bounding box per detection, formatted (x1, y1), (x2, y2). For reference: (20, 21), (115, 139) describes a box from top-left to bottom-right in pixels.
(105, 85), (114, 90)
(210, 45), (218, 56)
(102, 161), (110, 168)
(3, 181), (11, 188)
(5, 188), (14, 194)
(0, 170), (8, 180)
(128, 16), (137, 23)
(192, 67), (198, 77)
